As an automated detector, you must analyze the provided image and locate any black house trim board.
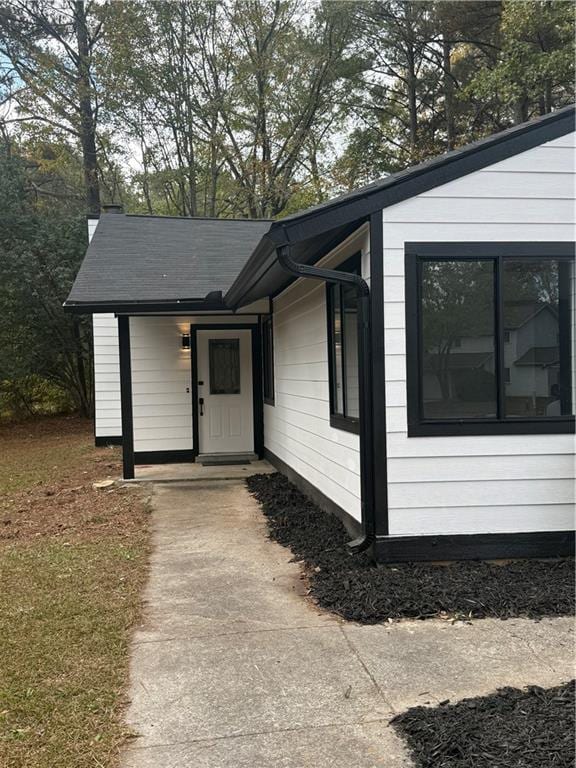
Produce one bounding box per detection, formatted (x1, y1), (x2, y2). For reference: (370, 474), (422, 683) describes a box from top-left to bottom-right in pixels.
(118, 315), (134, 479)
(95, 435), (123, 447)
(135, 450), (195, 465)
(369, 211), (389, 538)
(373, 531), (575, 563)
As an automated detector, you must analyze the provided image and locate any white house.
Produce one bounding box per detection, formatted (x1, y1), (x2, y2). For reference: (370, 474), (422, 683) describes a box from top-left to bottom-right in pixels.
(66, 106), (576, 563)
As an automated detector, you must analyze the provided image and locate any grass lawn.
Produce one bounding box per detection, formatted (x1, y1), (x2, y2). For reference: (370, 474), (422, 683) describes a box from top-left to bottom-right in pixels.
(0, 417), (150, 768)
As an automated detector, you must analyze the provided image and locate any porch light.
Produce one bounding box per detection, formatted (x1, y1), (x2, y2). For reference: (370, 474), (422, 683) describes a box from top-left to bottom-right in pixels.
(181, 333), (191, 350)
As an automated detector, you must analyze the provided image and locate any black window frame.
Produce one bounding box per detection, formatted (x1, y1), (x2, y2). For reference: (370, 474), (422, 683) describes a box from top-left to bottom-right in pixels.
(262, 314), (275, 406)
(405, 242), (575, 437)
(326, 252), (362, 435)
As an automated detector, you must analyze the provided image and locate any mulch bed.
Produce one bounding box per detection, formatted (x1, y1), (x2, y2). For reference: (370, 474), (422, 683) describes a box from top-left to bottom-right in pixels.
(391, 680), (575, 768)
(246, 472), (575, 623)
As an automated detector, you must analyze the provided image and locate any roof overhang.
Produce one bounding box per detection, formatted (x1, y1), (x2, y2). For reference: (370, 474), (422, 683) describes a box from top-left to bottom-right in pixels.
(224, 221), (364, 308)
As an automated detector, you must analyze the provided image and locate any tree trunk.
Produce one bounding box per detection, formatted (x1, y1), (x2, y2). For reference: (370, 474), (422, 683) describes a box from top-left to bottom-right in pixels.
(406, 49), (418, 160)
(74, 1), (101, 214)
(442, 35), (455, 151)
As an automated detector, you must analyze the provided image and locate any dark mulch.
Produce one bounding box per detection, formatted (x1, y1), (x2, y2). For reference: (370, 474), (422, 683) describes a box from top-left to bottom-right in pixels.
(246, 472), (575, 623)
(391, 680), (575, 768)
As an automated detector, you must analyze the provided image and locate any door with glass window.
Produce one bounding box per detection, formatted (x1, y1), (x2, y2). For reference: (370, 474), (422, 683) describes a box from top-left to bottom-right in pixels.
(196, 329), (254, 455)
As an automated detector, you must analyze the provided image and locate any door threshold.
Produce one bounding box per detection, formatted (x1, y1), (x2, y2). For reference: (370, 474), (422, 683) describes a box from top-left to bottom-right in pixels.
(196, 452), (258, 465)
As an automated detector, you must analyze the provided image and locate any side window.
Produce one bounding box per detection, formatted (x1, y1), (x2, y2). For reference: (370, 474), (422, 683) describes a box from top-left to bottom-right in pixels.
(262, 315), (275, 405)
(327, 253), (361, 434)
(405, 243), (575, 437)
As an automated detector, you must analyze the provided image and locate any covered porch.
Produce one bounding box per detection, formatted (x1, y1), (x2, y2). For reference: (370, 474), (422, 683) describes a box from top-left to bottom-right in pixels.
(118, 313), (269, 480)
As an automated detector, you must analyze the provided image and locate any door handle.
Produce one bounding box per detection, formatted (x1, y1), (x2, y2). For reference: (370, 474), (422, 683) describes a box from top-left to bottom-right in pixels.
(199, 397), (204, 416)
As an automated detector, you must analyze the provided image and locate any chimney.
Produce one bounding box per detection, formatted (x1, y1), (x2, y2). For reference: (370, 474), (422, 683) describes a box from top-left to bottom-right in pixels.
(102, 203), (124, 214)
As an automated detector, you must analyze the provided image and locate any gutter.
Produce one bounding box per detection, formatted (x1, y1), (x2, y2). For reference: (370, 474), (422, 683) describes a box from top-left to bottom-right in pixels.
(276, 244), (375, 552)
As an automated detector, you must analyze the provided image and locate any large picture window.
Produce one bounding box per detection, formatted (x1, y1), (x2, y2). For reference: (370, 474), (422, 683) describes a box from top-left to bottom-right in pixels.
(262, 315), (274, 405)
(327, 253), (361, 434)
(405, 243), (575, 437)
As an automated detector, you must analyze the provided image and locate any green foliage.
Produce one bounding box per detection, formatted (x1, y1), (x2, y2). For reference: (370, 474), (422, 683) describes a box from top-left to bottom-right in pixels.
(0, 140), (93, 418)
(465, 0), (575, 119)
(0, 375), (73, 421)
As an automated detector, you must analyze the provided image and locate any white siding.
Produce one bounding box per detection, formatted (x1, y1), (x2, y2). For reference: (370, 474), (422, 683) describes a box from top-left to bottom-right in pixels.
(382, 131), (576, 537)
(90, 216), (122, 440)
(265, 226), (369, 522)
(129, 315), (258, 454)
(93, 313), (122, 438)
(130, 316), (193, 453)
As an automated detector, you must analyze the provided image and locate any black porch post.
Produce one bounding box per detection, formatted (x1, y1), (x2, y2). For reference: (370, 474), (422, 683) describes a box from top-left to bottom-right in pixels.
(118, 315), (135, 479)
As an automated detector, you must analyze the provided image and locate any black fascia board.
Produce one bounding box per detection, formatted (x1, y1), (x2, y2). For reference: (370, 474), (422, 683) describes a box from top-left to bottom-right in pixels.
(63, 298), (227, 314)
(266, 106), (575, 245)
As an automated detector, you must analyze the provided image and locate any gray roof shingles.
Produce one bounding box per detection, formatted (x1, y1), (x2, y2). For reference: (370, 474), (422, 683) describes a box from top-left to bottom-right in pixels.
(66, 214), (272, 306)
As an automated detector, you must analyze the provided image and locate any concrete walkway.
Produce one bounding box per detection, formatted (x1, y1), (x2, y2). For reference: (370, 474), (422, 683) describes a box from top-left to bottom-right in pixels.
(122, 479), (574, 768)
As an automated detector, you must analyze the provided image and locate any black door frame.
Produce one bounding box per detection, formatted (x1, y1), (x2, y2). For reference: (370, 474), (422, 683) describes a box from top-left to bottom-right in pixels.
(190, 323), (264, 459)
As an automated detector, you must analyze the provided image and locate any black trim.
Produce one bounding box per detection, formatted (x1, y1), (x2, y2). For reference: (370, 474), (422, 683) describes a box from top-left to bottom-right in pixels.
(190, 326), (199, 459)
(405, 242), (575, 438)
(326, 252), (362, 431)
(329, 413), (360, 434)
(64, 299), (229, 315)
(135, 450), (195, 465)
(372, 530), (575, 563)
(262, 314), (275, 406)
(408, 418), (575, 437)
(264, 448), (362, 540)
(118, 316), (134, 480)
(95, 435), (122, 447)
(190, 324), (263, 459)
(252, 324), (264, 458)
(369, 212), (389, 537)
(405, 242), (576, 259)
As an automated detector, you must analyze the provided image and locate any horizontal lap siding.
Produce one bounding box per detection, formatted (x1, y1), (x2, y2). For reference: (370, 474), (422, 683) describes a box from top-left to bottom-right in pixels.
(382, 133), (576, 537)
(129, 316), (193, 452)
(265, 228), (368, 522)
(93, 313), (121, 437)
(90, 218), (122, 440)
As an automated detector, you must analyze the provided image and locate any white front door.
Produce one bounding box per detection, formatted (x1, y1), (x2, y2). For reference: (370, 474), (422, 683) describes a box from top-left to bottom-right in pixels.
(196, 329), (254, 455)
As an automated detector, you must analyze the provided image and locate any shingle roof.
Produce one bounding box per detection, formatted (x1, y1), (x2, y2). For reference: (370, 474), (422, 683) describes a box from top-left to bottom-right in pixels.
(514, 346), (560, 366)
(65, 214), (272, 308)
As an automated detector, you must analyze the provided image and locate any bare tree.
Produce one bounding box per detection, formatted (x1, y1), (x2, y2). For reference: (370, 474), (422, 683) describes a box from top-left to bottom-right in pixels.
(0, 0), (106, 212)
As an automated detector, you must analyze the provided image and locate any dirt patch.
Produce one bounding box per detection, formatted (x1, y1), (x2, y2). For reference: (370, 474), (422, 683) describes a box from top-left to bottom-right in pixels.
(391, 680), (575, 767)
(0, 416), (145, 543)
(246, 472), (575, 623)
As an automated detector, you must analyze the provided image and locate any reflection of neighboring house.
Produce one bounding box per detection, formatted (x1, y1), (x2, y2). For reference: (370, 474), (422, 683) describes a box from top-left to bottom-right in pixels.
(505, 303), (559, 403)
(425, 302), (560, 409)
